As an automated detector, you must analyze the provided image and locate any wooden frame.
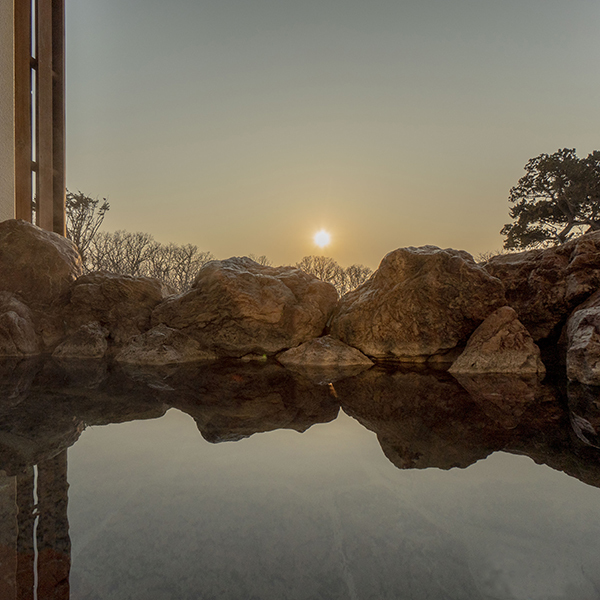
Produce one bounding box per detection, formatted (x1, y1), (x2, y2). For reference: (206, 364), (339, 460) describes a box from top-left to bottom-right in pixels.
(14, 0), (65, 235)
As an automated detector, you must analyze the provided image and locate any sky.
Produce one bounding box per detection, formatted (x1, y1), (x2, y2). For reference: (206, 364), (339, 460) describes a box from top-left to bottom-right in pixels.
(65, 0), (600, 269)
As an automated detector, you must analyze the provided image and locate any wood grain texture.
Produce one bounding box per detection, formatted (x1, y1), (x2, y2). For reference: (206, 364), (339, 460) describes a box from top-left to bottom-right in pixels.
(51, 0), (65, 235)
(14, 0), (32, 221)
(37, 0), (54, 231)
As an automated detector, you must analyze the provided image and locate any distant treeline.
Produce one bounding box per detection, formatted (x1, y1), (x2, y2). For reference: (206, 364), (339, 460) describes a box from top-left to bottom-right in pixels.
(66, 190), (372, 294)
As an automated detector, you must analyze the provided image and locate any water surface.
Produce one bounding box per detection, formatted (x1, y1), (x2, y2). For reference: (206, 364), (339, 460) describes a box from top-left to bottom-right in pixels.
(1, 359), (599, 599)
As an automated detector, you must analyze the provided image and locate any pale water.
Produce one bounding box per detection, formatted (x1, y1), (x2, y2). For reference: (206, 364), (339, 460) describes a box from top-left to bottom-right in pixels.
(1, 360), (600, 600)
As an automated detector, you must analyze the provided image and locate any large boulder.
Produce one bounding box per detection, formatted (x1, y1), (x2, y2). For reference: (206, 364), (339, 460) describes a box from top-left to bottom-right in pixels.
(152, 257), (338, 357)
(276, 335), (374, 384)
(60, 272), (173, 348)
(0, 292), (39, 356)
(449, 306), (545, 374)
(115, 324), (217, 365)
(329, 246), (505, 361)
(484, 232), (600, 340)
(277, 335), (373, 367)
(564, 290), (600, 385)
(52, 321), (109, 359)
(0, 219), (82, 308)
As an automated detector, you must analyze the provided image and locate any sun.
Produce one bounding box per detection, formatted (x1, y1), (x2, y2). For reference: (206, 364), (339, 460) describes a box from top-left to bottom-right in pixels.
(314, 229), (331, 248)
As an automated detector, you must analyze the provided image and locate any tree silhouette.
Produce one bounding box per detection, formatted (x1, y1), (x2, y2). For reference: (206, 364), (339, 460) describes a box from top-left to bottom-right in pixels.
(65, 190), (110, 263)
(86, 230), (214, 292)
(295, 255), (372, 295)
(502, 148), (600, 249)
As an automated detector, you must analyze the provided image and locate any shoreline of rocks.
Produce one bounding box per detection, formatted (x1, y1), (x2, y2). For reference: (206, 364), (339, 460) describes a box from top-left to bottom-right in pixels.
(1, 219), (600, 385)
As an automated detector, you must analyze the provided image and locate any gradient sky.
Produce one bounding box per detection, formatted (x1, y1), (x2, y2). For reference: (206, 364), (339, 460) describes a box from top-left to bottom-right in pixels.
(65, 0), (600, 269)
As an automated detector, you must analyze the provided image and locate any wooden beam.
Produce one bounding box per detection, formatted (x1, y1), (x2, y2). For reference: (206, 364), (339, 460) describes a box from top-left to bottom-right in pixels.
(14, 0), (32, 221)
(51, 0), (65, 235)
(37, 0), (54, 231)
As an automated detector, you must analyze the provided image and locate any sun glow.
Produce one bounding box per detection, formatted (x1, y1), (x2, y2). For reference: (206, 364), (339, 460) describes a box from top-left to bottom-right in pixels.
(314, 229), (331, 248)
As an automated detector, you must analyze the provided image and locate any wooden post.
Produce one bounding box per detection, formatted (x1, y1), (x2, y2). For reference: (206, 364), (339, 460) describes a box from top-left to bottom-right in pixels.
(13, 0), (65, 234)
(13, 0), (33, 222)
(51, 0), (65, 235)
(37, 0), (54, 231)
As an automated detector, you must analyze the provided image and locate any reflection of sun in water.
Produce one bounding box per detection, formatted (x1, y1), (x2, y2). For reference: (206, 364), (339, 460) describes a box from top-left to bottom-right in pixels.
(314, 229), (331, 248)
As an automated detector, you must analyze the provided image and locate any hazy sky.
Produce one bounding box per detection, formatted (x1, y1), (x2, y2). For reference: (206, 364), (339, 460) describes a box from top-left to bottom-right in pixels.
(66, 0), (600, 268)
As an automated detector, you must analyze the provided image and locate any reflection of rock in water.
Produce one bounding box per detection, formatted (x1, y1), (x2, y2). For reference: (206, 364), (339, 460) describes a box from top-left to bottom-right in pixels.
(0, 358), (42, 412)
(507, 408), (600, 491)
(568, 383), (600, 448)
(336, 367), (513, 470)
(1, 356), (600, 488)
(49, 357), (110, 389)
(337, 366), (600, 489)
(164, 362), (340, 442)
(4, 357), (600, 599)
(451, 372), (547, 429)
(0, 397), (83, 476)
(275, 363), (372, 385)
(0, 359), (168, 474)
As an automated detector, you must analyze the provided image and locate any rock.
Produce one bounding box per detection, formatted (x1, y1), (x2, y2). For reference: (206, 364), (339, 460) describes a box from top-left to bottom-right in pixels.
(449, 306), (545, 374)
(276, 335), (373, 383)
(52, 321), (109, 359)
(277, 335), (373, 367)
(0, 312), (39, 356)
(330, 246), (505, 361)
(152, 257), (338, 357)
(0, 293), (39, 356)
(564, 290), (600, 385)
(485, 232), (600, 340)
(115, 324), (217, 365)
(0, 219), (82, 308)
(61, 272), (173, 348)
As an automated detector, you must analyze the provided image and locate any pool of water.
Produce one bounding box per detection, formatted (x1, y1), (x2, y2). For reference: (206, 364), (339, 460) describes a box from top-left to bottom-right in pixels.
(1, 359), (600, 599)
